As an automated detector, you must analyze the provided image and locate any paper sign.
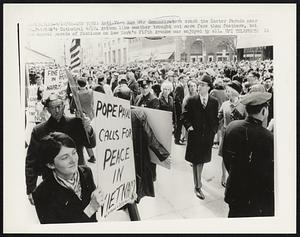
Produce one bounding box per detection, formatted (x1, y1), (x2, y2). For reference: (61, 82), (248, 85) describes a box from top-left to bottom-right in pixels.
(93, 92), (136, 218)
(44, 68), (61, 95)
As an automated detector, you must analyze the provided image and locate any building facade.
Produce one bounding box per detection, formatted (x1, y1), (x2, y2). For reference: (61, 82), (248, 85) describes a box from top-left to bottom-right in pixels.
(125, 35), (237, 64)
(102, 37), (129, 65)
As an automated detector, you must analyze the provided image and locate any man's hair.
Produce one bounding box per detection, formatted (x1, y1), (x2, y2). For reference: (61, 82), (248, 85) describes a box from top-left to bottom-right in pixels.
(249, 71), (260, 79)
(38, 132), (76, 168)
(245, 102), (268, 115)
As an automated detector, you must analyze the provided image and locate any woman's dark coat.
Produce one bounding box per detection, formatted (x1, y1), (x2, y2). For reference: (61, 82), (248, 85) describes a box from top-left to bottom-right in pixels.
(32, 166), (97, 224)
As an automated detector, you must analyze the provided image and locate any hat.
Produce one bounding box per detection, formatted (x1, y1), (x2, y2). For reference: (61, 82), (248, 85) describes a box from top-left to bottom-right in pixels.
(200, 74), (213, 88)
(227, 80), (242, 94)
(43, 93), (63, 107)
(137, 78), (151, 88)
(223, 77), (231, 83)
(77, 78), (87, 88)
(118, 74), (127, 84)
(114, 85), (132, 101)
(96, 73), (105, 82)
(249, 84), (266, 93)
(240, 91), (272, 106)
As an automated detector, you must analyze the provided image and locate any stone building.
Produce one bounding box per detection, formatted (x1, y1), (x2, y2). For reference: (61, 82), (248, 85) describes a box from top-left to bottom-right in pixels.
(126, 35), (237, 64)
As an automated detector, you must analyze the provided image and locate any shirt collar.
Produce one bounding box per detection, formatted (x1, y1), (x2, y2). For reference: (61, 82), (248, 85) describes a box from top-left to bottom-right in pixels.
(199, 94), (209, 102)
(246, 116), (263, 126)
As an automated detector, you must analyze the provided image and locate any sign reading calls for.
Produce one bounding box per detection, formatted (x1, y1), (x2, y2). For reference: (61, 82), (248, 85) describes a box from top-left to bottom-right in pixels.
(93, 92), (136, 218)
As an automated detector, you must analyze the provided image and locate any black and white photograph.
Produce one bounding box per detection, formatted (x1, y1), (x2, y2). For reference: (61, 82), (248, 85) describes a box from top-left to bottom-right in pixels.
(4, 3), (296, 233)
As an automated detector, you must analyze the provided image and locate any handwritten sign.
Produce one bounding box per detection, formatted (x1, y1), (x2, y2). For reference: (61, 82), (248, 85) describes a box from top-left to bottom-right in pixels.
(93, 92), (136, 218)
(27, 85), (38, 123)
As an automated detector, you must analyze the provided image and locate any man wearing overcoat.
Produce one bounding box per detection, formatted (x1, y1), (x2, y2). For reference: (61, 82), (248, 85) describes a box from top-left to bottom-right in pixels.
(182, 74), (219, 200)
(221, 91), (274, 217)
(25, 93), (96, 205)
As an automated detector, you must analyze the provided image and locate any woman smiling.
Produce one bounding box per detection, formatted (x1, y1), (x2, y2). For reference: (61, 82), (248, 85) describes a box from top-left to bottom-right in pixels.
(32, 132), (104, 224)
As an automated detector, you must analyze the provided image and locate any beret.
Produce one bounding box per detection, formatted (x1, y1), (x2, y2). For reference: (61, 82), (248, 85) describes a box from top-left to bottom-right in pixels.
(240, 91), (272, 106)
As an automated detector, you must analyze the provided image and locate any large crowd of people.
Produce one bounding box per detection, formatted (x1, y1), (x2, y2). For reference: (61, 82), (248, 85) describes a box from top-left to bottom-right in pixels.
(25, 58), (274, 223)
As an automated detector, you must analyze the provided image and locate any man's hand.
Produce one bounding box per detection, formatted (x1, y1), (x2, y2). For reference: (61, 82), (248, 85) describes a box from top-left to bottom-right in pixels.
(162, 156), (172, 167)
(82, 113), (92, 133)
(28, 193), (35, 205)
(128, 192), (138, 204)
(187, 126), (194, 131)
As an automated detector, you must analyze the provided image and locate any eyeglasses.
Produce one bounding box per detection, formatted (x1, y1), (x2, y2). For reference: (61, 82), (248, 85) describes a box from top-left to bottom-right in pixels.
(198, 82), (209, 87)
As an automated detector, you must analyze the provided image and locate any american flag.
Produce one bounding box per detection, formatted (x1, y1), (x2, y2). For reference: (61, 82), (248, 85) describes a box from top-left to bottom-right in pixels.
(70, 39), (81, 72)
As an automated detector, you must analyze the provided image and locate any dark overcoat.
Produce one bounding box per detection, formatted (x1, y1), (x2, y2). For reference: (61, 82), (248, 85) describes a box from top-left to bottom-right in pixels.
(222, 117), (274, 216)
(182, 94), (219, 164)
(131, 108), (169, 202)
(32, 166), (97, 224)
(25, 116), (96, 195)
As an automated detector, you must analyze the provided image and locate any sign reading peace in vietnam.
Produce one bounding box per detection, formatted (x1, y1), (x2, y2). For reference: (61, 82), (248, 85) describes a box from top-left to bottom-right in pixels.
(93, 92), (136, 218)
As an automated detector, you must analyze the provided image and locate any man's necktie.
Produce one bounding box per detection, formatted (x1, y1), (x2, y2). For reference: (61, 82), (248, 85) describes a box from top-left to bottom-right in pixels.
(202, 98), (207, 108)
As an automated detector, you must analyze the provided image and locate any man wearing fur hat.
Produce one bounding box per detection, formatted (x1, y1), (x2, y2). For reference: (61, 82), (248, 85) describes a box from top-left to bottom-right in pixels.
(222, 91), (274, 217)
(182, 75), (219, 200)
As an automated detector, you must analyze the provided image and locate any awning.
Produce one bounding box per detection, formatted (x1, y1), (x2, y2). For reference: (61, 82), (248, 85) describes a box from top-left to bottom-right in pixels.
(236, 34), (273, 49)
(153, 52), (174, 61)
(129, 53), (150, 62)
(24, 47), (56, 64)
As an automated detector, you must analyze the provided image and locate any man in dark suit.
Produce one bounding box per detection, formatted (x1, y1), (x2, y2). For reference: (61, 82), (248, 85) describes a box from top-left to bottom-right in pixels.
(134, 77), (160, 109)
(182, 75), (219, 200)
(221, 91), (274, 217)
(173, 75), (185, 145)
(134, 77), (160, 182)
(232, 68), (244, 84)
(25, 93), (96, 205)
(264, 76), (274, 124)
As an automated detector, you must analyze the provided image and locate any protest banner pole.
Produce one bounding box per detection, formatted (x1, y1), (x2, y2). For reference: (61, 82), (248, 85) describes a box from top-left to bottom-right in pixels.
(64, 68), (90, 144)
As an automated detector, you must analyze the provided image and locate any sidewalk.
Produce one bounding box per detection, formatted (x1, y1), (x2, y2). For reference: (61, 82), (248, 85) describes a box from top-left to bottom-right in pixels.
(87, 140), (229, 221)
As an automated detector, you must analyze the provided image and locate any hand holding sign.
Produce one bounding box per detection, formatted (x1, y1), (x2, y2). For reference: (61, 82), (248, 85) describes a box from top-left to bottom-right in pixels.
(89, 188), (104, 212)
(163, 156), (172, 167)
(81, 113), (93, 134)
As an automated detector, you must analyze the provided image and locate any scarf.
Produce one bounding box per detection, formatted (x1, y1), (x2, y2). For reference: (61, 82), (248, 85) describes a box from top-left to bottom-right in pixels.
(53, 170), (82, 200)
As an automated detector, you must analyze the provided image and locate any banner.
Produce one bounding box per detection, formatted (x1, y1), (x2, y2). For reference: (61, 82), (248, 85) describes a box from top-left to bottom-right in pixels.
(93, 92), (136, 218)
(136, 107), (172, 169)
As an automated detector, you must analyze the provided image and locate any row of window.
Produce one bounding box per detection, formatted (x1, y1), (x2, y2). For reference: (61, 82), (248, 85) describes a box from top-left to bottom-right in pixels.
(187, 55), (237, 63)
(104, 48), (127, 65)
(103, 38), (123, 48)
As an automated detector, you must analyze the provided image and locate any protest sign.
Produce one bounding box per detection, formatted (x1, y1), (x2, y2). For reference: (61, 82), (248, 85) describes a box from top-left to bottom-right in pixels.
(44, 68), (60, 93)
(27, 85), (38, 123)
(135, 107), (172, 169)
(93, 92), (136, 218)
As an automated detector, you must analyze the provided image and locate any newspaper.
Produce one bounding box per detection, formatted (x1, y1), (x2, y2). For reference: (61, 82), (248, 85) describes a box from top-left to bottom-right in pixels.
(4, 3), (296, 234)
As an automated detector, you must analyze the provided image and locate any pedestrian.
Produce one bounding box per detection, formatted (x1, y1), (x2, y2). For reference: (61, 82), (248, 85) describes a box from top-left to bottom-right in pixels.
(77, 78), (96, 164)
(134, 76), (160, 181)
(173, 75), (185, 145)
(182, 75), (219, 200)
(222, 91), (274, 217)
(135, 77), (160, 109)
(114, 86), (171, 221)
(25, 93), (96, 205)
(218, 80), (246, 187)
(158, 80), (173, 112)
(209, 78), (228, 146)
